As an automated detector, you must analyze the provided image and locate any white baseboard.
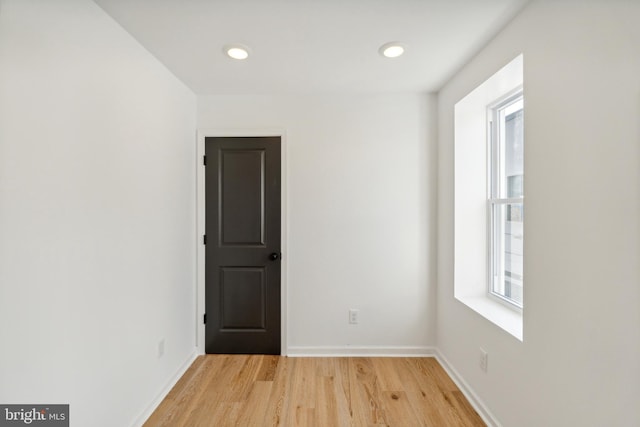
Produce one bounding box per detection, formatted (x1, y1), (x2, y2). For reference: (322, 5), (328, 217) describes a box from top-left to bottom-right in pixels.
(286, 345), (435, 357)
(130, 349), (198, 427)
(433, 349), (501, 427)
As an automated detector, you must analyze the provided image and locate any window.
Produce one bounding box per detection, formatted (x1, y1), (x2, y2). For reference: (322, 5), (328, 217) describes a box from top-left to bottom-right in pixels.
(488, 92), (524, 308)
(454, 54), (523, 340)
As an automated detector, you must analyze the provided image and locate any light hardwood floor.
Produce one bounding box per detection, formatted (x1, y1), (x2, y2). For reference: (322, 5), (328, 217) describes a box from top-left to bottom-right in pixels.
(144, 355), (485, 427)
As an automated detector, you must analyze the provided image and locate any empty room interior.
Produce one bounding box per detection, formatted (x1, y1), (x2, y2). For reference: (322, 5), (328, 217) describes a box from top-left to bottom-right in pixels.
(0, 0), (638, 426)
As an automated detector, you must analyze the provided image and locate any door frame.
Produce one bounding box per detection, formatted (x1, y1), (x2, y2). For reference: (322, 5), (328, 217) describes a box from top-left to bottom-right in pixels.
(196, 128), (288, 355)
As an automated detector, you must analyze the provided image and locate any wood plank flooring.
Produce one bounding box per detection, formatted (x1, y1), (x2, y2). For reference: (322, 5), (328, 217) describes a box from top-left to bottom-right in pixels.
(144, 356), (485, 427)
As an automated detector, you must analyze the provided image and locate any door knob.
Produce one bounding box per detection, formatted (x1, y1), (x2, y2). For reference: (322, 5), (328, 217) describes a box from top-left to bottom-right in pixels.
(269, 252), (280, 261)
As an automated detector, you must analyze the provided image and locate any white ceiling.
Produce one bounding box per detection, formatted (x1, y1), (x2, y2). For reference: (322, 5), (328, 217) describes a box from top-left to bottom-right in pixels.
(94, 0), (530, 95)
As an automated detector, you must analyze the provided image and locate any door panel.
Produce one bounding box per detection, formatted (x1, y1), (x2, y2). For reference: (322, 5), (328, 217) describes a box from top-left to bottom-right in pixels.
(205, 137), (281, 355)
(220, 267), (266, 330)
(220, 150), (265, 245)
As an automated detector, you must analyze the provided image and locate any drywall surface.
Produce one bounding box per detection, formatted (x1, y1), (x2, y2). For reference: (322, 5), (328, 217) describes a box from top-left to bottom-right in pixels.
(0, 1), (197, 426)
(437, 1), (640, 426)
(199, 93), (437, 354)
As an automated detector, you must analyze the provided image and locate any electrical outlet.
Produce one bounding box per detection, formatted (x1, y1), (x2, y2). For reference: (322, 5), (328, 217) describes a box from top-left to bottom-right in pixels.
(349, 309), (359, 324)
(158, 339), (165, 359)
(479, 348), (488, 373)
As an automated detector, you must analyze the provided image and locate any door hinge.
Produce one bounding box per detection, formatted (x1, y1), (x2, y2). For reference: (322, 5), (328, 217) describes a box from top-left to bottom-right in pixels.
(203, 235), (207, 245)
(203, 155), (207, 166)
(203, 313), (207, 324)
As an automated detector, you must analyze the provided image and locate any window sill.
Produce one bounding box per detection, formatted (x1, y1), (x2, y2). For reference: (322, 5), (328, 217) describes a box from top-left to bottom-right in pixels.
(456, 295), (523, 341)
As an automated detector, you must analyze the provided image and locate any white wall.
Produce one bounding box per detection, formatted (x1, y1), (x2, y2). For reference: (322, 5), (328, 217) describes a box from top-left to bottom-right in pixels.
(438, 1), (640, 426)
(199, 93), (437, 354)
(0, 1), (197, 426)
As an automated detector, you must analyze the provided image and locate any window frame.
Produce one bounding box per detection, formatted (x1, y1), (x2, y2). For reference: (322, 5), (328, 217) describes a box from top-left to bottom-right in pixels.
(487, 87), (524, 311)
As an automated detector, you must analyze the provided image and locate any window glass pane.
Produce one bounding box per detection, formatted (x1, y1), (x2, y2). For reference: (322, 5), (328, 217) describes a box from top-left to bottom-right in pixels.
(501, 101), (524, 198)
(491, 202), (523, 306)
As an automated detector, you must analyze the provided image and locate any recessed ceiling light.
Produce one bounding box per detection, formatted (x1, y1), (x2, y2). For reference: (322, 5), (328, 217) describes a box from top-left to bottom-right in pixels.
(379, 42), (405, 58)
(224, 44), (250, 60)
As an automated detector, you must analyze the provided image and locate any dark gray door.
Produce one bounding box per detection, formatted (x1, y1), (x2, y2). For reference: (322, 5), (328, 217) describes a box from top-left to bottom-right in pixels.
(205, 137), (281, 354)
